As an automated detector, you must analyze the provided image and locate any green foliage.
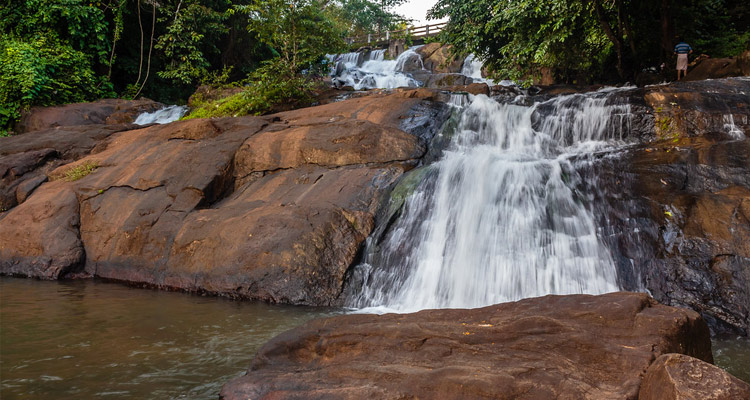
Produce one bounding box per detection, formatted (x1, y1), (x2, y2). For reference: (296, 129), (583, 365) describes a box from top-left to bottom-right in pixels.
(333, 0), (408, 36)
(54, 160), (100, 182)
(155, 1), (231, 84)
(0, 36), (113, 130)
(185, 59), (319, 118)
(429, 0), (750, 84)
(237, 0), (347, 76)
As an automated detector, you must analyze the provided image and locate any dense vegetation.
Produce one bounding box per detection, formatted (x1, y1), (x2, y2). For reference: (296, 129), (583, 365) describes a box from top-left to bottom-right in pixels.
(0, 0), (405, 132)
(429, 0), (750, 84)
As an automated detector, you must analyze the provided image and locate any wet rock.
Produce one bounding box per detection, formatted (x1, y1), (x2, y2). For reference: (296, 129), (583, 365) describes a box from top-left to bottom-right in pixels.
(446, 83), (490, 96)
(582, 78), (750, 336)
(220, 292), (713, 400)
(639, 353), (750, 400)
(16, 99), (162, 133)
(424, 73), (471, 89)
(395, 52), (424, 74)
(0, 90), (451, 305)
(415, 43), (464, 74)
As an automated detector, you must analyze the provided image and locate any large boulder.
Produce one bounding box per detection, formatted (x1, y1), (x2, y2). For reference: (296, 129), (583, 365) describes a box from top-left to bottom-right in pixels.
(415, 43), (464, 74)
(15, 98), (162, 133)
(639, 353), (750, 400)
(220, 292), (713, 400)
(685, 57), (742, 81)
(0, 89), (451, 306)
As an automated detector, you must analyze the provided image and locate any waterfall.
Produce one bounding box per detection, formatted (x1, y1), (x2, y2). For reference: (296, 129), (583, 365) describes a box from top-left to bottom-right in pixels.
(723, 114), (746, 139)
(134, 105), (188, 125)
(331, 48), (423, 90)
(461, 54), (515, 87)
(349, 88), (634, 313)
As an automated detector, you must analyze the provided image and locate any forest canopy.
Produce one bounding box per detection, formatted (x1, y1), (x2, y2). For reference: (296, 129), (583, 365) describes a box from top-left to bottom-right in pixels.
(428, 0), (750, 84)
(0, 0), (406, 131)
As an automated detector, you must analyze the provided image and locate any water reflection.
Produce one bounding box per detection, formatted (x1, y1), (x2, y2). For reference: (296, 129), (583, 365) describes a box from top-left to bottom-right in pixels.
(712, 336), (750, 383)
(0, 278), (338, 399)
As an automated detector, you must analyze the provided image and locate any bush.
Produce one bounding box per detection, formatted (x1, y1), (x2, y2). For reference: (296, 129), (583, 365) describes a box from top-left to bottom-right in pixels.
(184, 60), (319, 119)
(0, 36), (113, 131)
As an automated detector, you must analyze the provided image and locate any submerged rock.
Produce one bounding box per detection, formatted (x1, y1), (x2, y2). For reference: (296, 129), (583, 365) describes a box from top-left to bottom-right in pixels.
(220, 292), (713, 400)
(0, 90), (450, 305)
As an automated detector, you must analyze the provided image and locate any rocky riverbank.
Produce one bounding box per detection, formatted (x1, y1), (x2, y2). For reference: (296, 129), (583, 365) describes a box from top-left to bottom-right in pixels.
(0, 89), (450, 305)
(220, 292), (749, 399)
(2, 79), (750, 330)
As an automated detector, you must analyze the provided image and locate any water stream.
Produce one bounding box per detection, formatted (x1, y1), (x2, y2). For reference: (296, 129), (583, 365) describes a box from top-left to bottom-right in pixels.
(330, 48), (423, 90)
(134, 105), (188, 125)
(349, 89), (634, 312)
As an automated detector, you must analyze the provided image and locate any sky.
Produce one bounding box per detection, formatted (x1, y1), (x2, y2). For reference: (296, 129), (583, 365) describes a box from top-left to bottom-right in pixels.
(393, 0), (448, 26)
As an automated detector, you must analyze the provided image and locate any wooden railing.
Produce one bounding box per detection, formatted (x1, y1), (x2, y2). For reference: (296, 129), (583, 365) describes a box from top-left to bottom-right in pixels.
(346, 22), (447, 46)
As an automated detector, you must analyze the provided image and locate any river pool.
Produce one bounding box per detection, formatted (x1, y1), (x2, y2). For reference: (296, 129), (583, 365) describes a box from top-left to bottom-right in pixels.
(1, 277), (747, 399)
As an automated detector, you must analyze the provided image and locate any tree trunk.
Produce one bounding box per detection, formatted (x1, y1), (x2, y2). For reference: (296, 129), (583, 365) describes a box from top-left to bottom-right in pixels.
(593, 0), (624, 78)
(660, 0), (674, 63)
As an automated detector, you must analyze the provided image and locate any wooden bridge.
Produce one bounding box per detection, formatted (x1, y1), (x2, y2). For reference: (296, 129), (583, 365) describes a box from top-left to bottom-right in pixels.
(346, 22), (447, 47)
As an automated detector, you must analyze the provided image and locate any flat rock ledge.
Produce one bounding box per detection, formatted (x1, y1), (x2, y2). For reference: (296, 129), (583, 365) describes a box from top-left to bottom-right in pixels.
(220, 292), (721, 400)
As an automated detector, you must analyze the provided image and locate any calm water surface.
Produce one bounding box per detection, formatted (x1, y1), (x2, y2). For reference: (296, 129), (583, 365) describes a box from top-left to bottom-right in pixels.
(0, 278), (338, 399)
(1, 278), (748, 400)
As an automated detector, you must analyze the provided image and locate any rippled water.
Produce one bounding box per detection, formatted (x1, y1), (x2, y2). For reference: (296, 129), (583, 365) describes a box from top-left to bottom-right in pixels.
(712, 336), (750, 383)
(0, 278), (337, 399)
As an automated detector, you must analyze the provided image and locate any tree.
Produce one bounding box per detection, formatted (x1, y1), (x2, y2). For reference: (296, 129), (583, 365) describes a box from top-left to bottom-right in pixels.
(428, 0), (750, 84)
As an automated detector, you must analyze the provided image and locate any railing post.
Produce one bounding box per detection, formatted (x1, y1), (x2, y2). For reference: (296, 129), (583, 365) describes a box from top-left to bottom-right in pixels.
(368, 34), (371, 43)
(426, 25), (430, 36)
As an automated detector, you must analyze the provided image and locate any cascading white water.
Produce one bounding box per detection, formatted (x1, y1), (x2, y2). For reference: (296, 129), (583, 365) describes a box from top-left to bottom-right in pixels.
(134, 105), (188, 125)
(350, 89), (634, 313)
(331, 48), (423, 90)
(461, 54), (515, 87)
(723, 114), (746, 139)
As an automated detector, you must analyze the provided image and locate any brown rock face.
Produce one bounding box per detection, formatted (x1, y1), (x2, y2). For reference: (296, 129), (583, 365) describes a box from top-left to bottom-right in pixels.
(685, 57), (743, 81)
(15, 98), (162, 133)
(574, 78), (750, 336)
(416, 43), (465, 74)
(639, 353), (750, 400)
(0, 90), (450, 305)
(220, 292), (713, 400)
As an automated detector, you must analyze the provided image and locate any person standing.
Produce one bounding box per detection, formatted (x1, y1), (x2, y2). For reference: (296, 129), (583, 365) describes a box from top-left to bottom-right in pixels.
(674, 37), (693, 80)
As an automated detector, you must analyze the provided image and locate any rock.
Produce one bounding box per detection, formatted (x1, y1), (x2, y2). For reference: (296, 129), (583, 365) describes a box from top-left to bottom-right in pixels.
(220, 292), (713, 400)
(446, 83), (490, 96)
(16, 99), (162, 133)
(580, 78), (750, 336)
(395, 52), (424, 74)
(739, 50), (750, 76)
(415, 43), (464, 74)
(424, 73), (471, 89)
(639, 353), (750, 400)
(685, 57), (742, 81)
(0, 124), (142, 211)
(0, 90), (451, 305)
